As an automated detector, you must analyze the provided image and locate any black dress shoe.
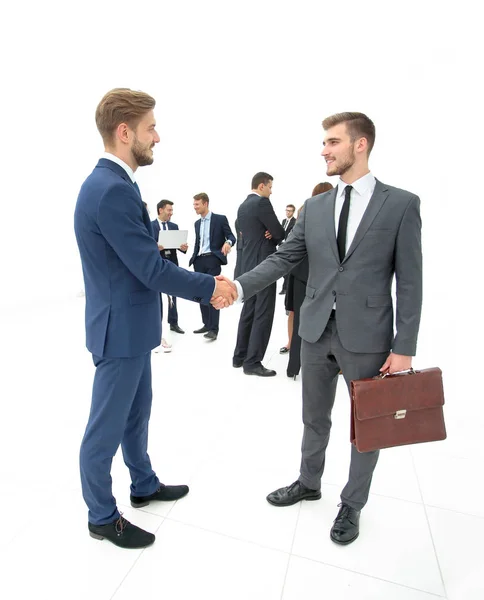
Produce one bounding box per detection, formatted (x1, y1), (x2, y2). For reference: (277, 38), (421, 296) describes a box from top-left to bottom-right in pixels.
(204, 330), (218, 340)
(287, 371), (298, 380)
(88, 515), (155, 549)
(233, 358), (244, 368)
(267, 480), (321, 507)
(170, 324), (185, 334)
(279, 346), (289, 354)
(243, 365), (277, 377)
(193, 326), (209, 334)
(279, 290), (286, 295)
(130, 483), (189, 508)
(330, 503), (361, 545)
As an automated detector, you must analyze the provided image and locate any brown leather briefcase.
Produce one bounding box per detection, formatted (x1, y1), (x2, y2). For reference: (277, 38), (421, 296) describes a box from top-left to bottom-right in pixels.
(350, 368), (446, 452)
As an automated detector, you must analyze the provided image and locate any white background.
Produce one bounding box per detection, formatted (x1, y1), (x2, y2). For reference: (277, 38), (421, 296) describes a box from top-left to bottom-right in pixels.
(0, 3), (483, 598)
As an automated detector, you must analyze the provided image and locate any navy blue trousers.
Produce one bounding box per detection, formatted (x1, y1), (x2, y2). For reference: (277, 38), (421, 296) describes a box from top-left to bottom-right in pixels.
(193, 255), (221, 332)
(160, 293), (179, 325)
(80, 352), (160, 525)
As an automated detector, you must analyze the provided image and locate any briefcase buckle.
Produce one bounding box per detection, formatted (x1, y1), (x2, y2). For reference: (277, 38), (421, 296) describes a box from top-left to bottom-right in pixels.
(394, 410), (407, 420)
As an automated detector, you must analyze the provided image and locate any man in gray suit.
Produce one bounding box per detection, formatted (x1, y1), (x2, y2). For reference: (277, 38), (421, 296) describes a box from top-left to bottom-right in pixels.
(216, 112), (422, 545)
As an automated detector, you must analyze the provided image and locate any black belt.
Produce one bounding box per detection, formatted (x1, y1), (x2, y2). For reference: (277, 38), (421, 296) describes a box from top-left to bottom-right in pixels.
(198, 252), (212, 257)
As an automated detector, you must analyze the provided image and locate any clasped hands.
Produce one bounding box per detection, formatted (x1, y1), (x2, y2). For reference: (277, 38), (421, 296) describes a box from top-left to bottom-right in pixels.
(210, 275), (238, 309)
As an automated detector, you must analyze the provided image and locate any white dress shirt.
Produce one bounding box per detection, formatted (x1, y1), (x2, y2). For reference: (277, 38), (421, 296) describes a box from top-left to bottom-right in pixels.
(234, 172), (376, 303)
(334, 172), (376, 253)
(102, 152), (136, 183)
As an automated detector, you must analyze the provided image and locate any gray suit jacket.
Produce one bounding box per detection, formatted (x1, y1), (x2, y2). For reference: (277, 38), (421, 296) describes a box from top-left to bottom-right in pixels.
(237, 180), (422, 355)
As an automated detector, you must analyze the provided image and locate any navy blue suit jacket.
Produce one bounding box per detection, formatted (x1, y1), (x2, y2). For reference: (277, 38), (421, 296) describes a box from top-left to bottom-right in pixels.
(151, 219), (187, 267)
(189, 213), (236, 267)
(74, 159), (215, 358)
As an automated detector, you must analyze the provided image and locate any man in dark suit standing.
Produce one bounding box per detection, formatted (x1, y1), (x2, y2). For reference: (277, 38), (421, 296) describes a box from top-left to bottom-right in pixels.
(189, 193), (236, 341)
(151, 199), (188, 335)
(279, 204), (296, 294)
(74, 88), (236, 549)
(232, 172), (285, 376)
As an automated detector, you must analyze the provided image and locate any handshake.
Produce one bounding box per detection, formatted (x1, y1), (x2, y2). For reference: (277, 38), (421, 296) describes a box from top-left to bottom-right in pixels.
(210, 275), (238, 309)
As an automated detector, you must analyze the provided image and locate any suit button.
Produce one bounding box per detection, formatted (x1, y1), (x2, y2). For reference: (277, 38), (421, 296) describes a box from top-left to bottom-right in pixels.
(339, 267), (344, 272)
(332, 290), (336, 296)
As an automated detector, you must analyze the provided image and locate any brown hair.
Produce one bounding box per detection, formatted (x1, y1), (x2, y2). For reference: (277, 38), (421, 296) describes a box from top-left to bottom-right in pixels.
(251, 172), (273, 189)
(322, 112), (376, 155)
(311, 182), (333, 196)
(95, 88), (156, 145)
(193, 192), (209, 204)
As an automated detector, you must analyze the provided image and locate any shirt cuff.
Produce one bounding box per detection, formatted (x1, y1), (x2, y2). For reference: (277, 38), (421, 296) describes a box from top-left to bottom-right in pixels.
(234, 280), (244, 304)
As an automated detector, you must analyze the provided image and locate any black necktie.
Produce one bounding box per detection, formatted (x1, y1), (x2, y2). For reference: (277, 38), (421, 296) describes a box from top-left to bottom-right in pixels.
(337, 185), (352, 262)
(162, 222), (167, 230)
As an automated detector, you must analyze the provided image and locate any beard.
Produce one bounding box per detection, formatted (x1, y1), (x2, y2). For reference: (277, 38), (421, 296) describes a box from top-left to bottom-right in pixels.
(326, 147), (355, 176)
(132, 135), (154, 167)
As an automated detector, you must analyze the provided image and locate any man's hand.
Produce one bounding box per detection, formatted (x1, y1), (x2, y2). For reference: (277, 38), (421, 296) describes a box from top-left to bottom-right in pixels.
(179, 243), (189, 252)
(380, 353), (412, 374)
(211, 275), (238, 309)
(158, 244), (164, 251)
(221, 242), (232, 256)
(265, 230), (272, 239)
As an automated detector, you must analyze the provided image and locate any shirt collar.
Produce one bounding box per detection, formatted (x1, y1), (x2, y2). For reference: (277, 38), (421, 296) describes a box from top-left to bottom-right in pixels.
(201, 211), (212, 221)
(103, 152), (136, 183)
(337, 172), (375, 198)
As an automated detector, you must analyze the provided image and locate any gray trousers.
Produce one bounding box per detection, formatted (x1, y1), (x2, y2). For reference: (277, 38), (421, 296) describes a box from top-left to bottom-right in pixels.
(299, 313), (388, 511)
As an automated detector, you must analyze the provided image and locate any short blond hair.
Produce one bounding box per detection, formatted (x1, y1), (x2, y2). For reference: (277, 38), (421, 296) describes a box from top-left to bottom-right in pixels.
(322, 112), (376, 155)
(95, 88), (156, 144)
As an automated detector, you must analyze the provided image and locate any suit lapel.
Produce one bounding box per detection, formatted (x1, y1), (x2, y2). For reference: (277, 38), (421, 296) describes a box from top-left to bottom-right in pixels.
(343, 179), (389, 262)
(323, 187), (340, 263)
(209, 213), (216, 249)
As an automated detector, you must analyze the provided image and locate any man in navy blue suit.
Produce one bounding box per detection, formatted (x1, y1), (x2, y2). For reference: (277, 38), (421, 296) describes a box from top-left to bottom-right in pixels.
(189, 193), (236, 341)
(151, 199), (188, 336)
(74, 88), (236, 549)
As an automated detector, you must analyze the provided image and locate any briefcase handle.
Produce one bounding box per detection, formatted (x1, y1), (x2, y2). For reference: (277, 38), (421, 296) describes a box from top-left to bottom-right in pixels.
(374, 368), (418, 380)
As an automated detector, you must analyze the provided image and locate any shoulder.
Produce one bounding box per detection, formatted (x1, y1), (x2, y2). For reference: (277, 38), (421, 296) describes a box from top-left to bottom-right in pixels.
(170, 222), (179, 230)
(377, 180), (419, 202)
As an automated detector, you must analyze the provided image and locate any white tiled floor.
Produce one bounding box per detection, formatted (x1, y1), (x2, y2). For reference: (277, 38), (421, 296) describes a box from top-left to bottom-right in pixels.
(1, 290), (482, 600)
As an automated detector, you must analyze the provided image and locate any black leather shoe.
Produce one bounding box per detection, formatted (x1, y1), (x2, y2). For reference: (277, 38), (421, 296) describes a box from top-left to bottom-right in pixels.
(279, 346), (289, 354)
(233, 358), (244, 368)
(170, 324), (185, 334)
(279, 290), (286, 295)
(330, 503), (361, 545)
(130, 483), (189, 508)
(88, 515), (155, 549)
(243, 365), (277, 377)
(193, 326), (209, 334)
(267, 480), (321, 507)
(204, 330), (218, 340)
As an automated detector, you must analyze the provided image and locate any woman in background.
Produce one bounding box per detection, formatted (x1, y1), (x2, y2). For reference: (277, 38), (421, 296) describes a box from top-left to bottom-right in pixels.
(285, 182), (334, 378)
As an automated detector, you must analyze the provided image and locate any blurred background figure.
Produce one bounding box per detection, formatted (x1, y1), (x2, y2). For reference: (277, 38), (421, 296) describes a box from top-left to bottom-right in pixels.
(151, 200), (189, 349)
(279, 204), (297, 295)
(284, 182), (334, 378)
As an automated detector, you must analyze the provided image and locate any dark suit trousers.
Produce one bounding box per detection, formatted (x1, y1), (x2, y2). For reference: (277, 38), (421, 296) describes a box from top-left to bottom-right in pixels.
(80, 353), (160, 525)
(299, 313), (388, 510)
(287, 277), (306, 376)
(193, 254), (221, 332)
(160, 293), (178, 325)
(233, 282), (276, 368)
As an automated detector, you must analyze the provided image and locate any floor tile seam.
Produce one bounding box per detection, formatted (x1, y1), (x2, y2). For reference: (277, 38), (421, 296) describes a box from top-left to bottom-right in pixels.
(288, 551), (448, 599)
(280, 503), (302, 600)
(311, 479), (426, 506)
(109, 545), (151, 600)
(162, 514), (293, 555)
(422, 503), (484, 521)
(410, 448), (449, 599)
